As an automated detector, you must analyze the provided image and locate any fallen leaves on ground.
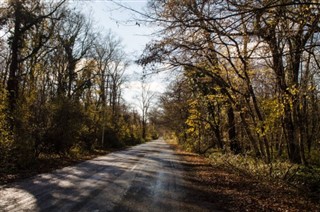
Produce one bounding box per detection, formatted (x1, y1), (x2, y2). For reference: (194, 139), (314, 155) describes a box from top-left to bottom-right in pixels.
(173, 146), (320, 212)
(0, 150), (109, 185)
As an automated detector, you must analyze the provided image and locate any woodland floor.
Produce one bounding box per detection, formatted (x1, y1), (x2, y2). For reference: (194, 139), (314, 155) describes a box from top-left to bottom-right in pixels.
(1, 144), (319, 211)
(173, 145), (320, 211)
(0, 149), (110, 185)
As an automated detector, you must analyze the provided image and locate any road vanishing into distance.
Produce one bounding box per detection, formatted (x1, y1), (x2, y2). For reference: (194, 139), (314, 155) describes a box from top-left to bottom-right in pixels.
(0, 139), (218, 212)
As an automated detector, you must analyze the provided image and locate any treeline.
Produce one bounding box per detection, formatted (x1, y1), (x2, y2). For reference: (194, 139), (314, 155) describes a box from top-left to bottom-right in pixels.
(0, 0), (153, 169)
(140, 0), (320, 165)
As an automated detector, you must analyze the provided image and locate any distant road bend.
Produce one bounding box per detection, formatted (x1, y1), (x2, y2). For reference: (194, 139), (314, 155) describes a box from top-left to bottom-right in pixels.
(0, 139), (216, 212)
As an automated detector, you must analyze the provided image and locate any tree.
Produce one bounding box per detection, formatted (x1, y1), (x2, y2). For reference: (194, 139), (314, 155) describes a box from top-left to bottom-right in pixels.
(139, 0), (320, 163)
(138, 79), (156, 140)
(158, 75), (192, 145)
(90, 31), (130, 147)
(54, 8), (94, 98)
(5, 0), (66, 127)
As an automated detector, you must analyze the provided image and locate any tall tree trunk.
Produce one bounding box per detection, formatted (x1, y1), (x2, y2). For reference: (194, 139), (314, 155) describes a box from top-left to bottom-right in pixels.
(207, 103), (224, 149)
(227, 106), (241, 154)
(283, 102), (301, 163)
(7, 1), (22, 129)
(239, 112), (261, 157)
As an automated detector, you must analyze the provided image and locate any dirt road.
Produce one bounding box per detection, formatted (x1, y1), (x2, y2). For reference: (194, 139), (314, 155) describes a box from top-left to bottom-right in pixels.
(0, 139), (217, 211)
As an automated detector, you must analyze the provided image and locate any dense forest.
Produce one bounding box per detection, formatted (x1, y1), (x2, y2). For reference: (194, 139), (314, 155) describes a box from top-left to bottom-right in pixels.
(140, 0), (320, 167)
(0, 0), (157, 171)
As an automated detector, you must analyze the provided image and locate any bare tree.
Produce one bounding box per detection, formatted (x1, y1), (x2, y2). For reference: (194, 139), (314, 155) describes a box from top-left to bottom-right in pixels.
(138, 79), (156, 140)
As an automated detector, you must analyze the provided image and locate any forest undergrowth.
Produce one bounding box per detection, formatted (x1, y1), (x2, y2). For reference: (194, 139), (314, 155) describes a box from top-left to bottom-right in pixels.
(168, 139), (320, 211)
(208, 151), (320, 202)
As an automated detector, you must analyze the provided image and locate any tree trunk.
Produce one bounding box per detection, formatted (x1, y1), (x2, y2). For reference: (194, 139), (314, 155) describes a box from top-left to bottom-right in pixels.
(227, 106), (241, 154)
(283, 102), (301, 163)
(7, 1), (22, 129)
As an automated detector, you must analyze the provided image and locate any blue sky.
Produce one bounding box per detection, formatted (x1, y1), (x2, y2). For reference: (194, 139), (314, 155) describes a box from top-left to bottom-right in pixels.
(70, 0), (167, 108)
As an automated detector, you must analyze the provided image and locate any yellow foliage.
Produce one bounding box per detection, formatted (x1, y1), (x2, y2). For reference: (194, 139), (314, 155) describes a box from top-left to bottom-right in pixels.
(0, 87), (13, 164)
(257, 98), (284, 136)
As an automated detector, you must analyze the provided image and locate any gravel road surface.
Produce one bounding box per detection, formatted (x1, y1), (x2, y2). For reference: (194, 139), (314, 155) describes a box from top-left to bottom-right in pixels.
(0, 139), (217, 212)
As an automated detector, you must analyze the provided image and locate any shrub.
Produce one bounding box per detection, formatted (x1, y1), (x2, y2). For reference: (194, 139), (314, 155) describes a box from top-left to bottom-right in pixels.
(44, 98), (85, 155)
